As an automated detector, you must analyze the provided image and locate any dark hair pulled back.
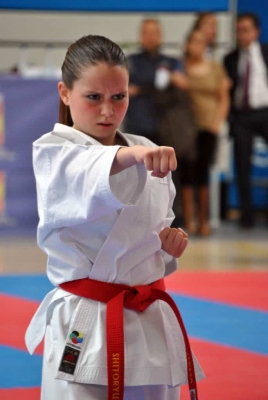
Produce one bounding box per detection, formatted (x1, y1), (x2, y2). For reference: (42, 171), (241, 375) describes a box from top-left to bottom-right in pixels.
(59, 35), (128, 126)
(192, 12), (215, 31)
(237, 12), (260, 29)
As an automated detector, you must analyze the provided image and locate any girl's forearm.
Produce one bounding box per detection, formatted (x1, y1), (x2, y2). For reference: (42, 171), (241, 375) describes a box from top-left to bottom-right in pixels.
(110, 146), (144, 175)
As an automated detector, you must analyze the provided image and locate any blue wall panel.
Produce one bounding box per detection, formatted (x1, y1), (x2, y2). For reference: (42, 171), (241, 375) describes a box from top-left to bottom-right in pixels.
(0, 77), (58, 235)
(0, 0), (229, 12)
(238, 1), (268, 43)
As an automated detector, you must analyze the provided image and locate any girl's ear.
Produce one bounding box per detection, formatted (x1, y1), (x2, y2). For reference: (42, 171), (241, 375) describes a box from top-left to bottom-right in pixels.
(58, 81), (70, 105)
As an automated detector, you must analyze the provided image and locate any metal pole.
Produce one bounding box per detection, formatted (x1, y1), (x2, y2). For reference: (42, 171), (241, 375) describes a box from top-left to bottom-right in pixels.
(18, 44), (29, 75)
(229, 0), (238, 47)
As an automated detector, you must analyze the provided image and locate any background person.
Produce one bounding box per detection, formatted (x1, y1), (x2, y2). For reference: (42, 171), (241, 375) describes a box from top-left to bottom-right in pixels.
(224, 12), (268, 228)
(192, 12), (218, 59)
(183, 29), (230, 235)
(125, 18), (188, 144)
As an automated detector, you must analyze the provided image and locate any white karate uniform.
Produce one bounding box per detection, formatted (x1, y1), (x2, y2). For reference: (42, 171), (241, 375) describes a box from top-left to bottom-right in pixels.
(25, 123), (205, 399)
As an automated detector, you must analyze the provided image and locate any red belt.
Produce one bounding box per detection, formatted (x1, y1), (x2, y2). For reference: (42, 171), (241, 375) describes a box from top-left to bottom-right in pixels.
(60, 278), (198, 400)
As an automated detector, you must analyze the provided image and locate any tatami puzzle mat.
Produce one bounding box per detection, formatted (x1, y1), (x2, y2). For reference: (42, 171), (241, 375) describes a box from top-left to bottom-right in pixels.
(1, 272), (268, 400)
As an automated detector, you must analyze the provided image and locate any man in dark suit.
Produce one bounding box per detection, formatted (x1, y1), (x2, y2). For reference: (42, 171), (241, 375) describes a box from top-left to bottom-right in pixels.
(224, 13), (268, 228)
(125, 18), (188, 144)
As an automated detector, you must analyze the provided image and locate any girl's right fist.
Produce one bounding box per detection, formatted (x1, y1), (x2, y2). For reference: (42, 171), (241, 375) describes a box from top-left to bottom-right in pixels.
(141, 146), (177, 178)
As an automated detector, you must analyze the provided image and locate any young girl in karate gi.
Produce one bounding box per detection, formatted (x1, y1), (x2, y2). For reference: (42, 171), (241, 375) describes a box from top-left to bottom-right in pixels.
(26, 35), (205, 400)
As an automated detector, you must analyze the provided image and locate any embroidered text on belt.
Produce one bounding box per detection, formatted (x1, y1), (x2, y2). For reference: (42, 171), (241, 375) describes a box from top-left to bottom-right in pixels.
(60, 278), (198, 400)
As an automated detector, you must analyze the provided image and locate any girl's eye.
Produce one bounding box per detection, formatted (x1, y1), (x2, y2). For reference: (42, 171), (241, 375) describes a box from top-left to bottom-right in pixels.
(113, 94), (126, 100)
(87, 94), (100, 100)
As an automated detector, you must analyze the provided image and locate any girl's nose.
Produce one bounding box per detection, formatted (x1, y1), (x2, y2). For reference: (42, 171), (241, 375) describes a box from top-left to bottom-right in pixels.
(101, 102), (114, 117)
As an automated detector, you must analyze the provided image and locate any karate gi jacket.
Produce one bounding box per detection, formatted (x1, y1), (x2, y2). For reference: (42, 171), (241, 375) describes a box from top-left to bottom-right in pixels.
(25, 123), (205, 387)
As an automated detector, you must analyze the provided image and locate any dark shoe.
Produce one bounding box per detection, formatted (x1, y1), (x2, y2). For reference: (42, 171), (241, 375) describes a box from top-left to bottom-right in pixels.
(239, 218), (255, 229)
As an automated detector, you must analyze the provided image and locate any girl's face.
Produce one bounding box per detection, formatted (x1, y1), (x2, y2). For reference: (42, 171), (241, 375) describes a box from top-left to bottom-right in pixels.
(58, 62), (129, 145)
(186, 31), (207, 60)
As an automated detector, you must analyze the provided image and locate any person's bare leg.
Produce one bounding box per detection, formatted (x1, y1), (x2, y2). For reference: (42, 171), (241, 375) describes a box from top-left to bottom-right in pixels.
(181, 186), (196, 234)
(197, 186), (211, 236)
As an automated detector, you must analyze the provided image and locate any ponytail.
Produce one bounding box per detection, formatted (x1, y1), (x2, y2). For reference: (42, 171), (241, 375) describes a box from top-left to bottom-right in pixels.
(59, 98), (73, 126)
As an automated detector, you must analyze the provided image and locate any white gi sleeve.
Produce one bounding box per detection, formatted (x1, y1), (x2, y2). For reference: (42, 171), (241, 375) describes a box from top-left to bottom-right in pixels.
(161, 173), (179, 276)
(33, 141), (145, 229)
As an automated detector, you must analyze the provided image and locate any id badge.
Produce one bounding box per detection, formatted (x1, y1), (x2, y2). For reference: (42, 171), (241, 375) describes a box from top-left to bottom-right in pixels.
(58, 330), (84, 375)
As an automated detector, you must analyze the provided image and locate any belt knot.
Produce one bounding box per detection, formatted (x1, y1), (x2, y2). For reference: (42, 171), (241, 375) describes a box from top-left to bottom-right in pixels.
(124, 285), (153, 312)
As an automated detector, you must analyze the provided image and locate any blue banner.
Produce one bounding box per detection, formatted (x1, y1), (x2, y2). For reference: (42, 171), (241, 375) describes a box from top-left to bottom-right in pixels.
(0, 77), (59, 235)
(0, 0), (229, 12)
(228, 140), (268, 209)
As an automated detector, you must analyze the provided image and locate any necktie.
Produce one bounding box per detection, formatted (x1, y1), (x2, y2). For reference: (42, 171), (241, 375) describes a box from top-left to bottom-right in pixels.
(242, 51), (250, 109)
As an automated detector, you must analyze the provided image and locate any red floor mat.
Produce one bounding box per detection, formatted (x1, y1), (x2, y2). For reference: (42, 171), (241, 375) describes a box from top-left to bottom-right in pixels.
(180, 338), (268, 400)
(165, 271), (268, 311)
(0, 388), (40, 400)
(0, 294), (43, 354)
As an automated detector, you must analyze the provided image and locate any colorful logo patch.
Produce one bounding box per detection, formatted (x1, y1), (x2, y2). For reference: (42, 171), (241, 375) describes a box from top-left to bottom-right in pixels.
(69, 330), (84, 344)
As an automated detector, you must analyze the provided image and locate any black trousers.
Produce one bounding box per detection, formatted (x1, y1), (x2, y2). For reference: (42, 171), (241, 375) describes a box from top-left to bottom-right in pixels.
(231, 107), (268, 223)
(180, 130), (217, 187)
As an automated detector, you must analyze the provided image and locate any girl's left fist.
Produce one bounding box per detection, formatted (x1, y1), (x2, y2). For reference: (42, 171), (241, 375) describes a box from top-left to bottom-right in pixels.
(159, 227), (188, 258)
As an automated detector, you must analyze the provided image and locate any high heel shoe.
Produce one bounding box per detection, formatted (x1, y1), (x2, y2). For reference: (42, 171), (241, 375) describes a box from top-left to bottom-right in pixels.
(185, 220), (197, 235)
(198, 222), (211, 237)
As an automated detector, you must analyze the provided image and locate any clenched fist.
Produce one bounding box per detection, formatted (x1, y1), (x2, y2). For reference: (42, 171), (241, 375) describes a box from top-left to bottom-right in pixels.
(159, 227), (188, 258)
(137, 146), (177, 178)
(111, 145), (177, 177)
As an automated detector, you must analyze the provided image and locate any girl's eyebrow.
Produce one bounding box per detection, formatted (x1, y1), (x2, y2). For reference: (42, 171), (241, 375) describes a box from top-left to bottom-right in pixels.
(85, 91), (102, 94)
(85, 90), (128, 95)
